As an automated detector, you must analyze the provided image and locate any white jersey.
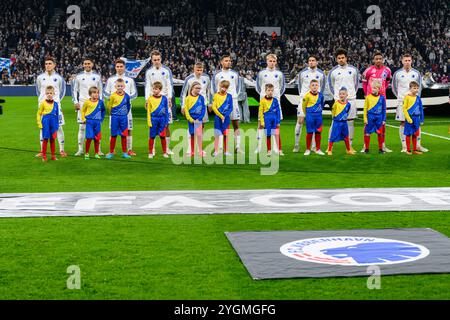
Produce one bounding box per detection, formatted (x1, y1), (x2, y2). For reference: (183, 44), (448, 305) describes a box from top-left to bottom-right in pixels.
(255, 68), (286, 99)
(35, 71), (66, 103)
(144, 65), (173, 100)
(297, 67), (326, 97)
(212, 69), (240, 98)
(392, 68), (422, 101)
(180, 73), (211, 109)
(328, 64), (359, 100)
(71, 71), (103, 106)
(104, 74), (137, 100)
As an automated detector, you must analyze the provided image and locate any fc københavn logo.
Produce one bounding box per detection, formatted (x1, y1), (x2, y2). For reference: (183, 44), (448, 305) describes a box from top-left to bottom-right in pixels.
(280, 237), (430, 266)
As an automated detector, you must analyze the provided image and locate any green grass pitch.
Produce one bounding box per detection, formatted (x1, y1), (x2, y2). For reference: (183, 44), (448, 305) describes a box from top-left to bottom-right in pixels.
(0, 96), (449, 299)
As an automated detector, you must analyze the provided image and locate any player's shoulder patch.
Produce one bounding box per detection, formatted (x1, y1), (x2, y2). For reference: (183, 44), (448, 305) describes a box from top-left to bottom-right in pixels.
(411, 68), (422, 77)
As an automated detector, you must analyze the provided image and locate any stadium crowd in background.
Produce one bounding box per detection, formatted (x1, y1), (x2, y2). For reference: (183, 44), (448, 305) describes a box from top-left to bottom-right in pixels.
(0, 0), (448, 85)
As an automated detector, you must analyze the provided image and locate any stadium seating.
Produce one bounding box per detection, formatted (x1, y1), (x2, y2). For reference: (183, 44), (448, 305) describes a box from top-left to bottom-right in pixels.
(0, 0), (448, 85)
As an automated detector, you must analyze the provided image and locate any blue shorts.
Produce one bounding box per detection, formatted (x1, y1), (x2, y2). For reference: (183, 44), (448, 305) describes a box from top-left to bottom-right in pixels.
(85, 119), (102, 140)
(149, 117), (167, 138)
(404, 115), (421, 136)
(214, 115), (230, 135)
(365, 114), (383, 135)
(188, 120), (203, 136)
(111, 115), (128, 137)
(305, 113), (323, 134)
(41, 114), (59, 139)
(329, 120), (349, 142)
(264, 113), (278, 137)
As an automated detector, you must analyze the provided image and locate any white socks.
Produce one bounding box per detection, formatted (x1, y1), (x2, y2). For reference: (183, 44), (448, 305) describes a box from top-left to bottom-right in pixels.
(78, 124), (86, 152)
(348, 120), (355, 146)
(257, 128), (264, 151)
(98, 140), (103, 154)
(186, 129), (191, 153)
(399, 125), (406, 149)
(219, 135), (223, 151)
(39, 129), (43, 149)
(272, 135), (279, 152)
(127, 135), (133, 151)
(235, 131), (241, 150)
(57, 127), (65, 152)
(311, 133), (316, 150)
(294, 123), (302, 146)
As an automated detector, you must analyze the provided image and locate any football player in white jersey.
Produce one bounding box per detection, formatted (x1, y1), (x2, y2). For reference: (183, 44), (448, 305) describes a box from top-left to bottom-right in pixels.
(392, 53), (428, 152)
(293, 55), (325, 152)
(255, 54), (286, 154)
(35, 57), (67, 157)
(212, 54), (243, 153)
(328, 48), (360, 151)
(180, 62), (211, 154)
(104, 59), (138, 156)
(145, 50), (174, 155)
(72, 57), (103, 156)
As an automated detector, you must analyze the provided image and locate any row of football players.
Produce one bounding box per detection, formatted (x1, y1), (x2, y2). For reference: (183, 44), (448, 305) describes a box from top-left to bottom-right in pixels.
(34, 49), (428, 160)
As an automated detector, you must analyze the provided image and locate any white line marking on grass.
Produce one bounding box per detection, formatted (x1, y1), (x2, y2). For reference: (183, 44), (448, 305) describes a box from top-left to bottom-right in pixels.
(385, 124), (450, 141)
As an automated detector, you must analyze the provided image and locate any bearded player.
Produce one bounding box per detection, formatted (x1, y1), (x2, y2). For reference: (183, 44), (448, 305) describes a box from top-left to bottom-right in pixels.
(328, 48), (359, 152)
(72, 57), (103, 156)
(293, 55), (325, 153)
(361, 51), (392, 152)
(212, 54), (243, 154)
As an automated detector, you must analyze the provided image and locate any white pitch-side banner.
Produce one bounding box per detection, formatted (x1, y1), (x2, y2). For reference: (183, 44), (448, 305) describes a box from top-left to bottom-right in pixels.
(143, 26), (172, 36)
(0, 188), (449, 218)
(252, 27), (282, 36)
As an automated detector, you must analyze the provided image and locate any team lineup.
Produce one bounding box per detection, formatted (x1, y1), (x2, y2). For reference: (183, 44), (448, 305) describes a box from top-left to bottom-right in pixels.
(35, 48), (429, 162)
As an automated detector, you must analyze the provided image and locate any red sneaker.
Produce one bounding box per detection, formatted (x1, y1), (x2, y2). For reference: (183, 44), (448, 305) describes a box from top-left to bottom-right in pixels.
(42, 156), (48, 162)
(60, 151), (68, 158)
(51, 155), (58, 161)
(35, 152), (43, 158)
(127, 150), (137, 156)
